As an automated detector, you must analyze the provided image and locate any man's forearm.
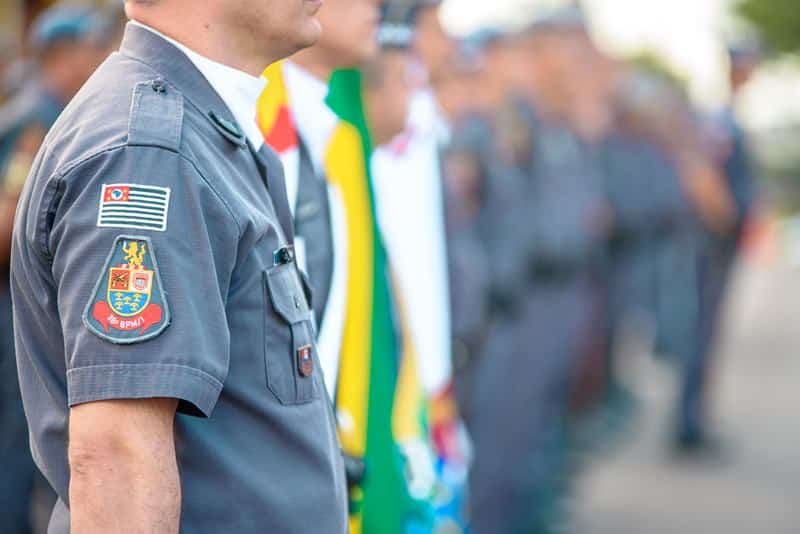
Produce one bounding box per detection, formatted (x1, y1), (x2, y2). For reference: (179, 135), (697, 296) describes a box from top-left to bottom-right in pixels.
(69, 399), (180, 533)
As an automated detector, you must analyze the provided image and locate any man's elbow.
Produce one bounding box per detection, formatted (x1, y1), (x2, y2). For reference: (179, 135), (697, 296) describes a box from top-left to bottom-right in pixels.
(68, 431), (134, 482)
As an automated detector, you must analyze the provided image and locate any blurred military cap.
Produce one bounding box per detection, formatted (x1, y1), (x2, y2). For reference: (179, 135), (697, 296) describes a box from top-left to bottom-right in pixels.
(526, 2), (588, 34)
(379, 1), (416, 49)
(728, 38), (763, 66)
(28, 2), (111, 52)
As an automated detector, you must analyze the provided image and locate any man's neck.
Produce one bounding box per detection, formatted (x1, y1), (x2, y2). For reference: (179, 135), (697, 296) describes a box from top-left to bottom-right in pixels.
(290, 48), (333, 84)
(129, 13), (272, 77)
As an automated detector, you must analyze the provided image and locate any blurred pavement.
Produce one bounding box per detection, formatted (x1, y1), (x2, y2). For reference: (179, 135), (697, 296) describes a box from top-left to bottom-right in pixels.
(572, 253), (800, 534)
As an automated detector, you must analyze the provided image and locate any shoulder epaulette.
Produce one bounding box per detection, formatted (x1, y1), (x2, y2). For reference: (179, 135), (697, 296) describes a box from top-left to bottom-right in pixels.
(127, 79), (183, 151)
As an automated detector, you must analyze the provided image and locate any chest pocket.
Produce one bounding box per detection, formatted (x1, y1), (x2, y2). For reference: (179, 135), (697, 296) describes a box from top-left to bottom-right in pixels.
(263, 263), (319, 404)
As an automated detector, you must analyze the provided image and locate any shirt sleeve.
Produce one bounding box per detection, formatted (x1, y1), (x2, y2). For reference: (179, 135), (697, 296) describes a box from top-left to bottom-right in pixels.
(47, 144), (239, 417)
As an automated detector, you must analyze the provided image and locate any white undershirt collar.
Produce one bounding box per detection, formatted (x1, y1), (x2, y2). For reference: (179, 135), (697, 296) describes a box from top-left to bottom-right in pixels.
(282, 61), (338, 174)
(131, 20), (267, 150)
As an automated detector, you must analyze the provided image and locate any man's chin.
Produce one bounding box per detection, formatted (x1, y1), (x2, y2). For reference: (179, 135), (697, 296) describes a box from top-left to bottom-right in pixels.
(303, 0), (324, 15)
(354, 42), (380, 66)
(296, 20), (323, 50)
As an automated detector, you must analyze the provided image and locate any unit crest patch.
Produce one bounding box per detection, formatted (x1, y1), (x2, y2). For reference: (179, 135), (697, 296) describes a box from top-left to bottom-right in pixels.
(83, 235), (170, 344)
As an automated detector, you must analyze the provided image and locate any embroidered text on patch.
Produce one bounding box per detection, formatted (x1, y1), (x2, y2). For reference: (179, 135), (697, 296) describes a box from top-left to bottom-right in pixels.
(97, 184), (171, 231)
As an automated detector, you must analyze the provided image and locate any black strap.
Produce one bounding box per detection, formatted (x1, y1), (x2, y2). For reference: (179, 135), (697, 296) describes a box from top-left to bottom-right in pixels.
(251, 143), (295, 245)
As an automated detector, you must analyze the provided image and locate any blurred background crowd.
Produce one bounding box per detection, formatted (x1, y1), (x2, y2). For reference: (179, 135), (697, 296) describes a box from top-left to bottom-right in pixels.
(1, 0), (799, 533)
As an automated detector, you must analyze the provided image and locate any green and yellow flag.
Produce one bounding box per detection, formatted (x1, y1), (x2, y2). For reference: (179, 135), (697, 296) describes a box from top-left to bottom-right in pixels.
(326, 68), (432, 534)
(258, 65), (433, 533)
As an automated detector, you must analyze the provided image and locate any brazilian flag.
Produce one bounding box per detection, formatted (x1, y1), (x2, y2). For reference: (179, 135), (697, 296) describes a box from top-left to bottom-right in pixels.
(258, 64), (435, 533)
(326, 69), (433, 533)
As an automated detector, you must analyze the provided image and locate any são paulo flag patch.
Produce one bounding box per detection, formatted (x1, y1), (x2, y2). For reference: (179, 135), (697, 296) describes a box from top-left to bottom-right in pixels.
(82, 235), (171, 344)
(97, 184), (171, 232)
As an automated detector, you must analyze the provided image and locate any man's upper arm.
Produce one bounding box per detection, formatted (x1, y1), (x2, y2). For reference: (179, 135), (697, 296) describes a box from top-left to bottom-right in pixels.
(69, 397), (179, 463)
(68, 397), (181, 534)
(48, 144), (238, 417)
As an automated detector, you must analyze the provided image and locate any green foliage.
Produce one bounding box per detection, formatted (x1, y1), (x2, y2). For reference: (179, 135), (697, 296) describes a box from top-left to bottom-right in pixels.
(737, 0), (800, 55)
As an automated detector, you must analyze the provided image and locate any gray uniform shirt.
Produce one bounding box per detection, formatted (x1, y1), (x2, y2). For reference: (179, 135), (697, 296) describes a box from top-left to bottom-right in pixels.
(11, 24), (347, 533)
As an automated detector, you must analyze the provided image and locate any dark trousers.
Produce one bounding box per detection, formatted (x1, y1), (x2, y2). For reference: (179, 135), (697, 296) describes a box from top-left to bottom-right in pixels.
(468, 276), (591, 534)
(678, 237), (738, 440)
(0, 284), (36, 533)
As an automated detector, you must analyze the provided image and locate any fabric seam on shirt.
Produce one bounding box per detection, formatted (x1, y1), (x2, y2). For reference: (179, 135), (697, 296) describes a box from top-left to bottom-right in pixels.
(47, 144), (243, 248)
(67, 362), (222, 386)
(67, 362), (224, 416)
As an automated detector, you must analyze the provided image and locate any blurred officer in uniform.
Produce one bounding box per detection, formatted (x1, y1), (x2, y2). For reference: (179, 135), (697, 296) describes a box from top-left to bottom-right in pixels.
(514, 8), (612, 528)
(261, 3), (439, 532)
(0, 5), (110, 532)
(0, 31), (19, 103)
(367, 14), (471, 532)
(719, 44), (760, 238)
(605, 77), (695, 351)
(363, 25), (415, 149)
(373, 0), (456, 420)
(437, 41), (489, 429)
(452, 27), (587, 533)
(626, 77), (736, 452)
(603, 76), (675, 344)
(609, 76), (698, 368)
(677, 43), (761, 451)
(371, 10), (470, 524)
(0, 3), (110, 189)
(558, 22), (620, 417)
(10, 0), (349, 532)
(441, 128), (491, 432)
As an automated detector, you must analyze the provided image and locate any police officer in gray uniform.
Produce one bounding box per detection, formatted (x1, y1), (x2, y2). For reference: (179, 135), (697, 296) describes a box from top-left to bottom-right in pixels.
(677, 43), (761, 450)
(10, 1), (347, 532)
(452, 29), (589, 533)
(501, 10), (608, 530)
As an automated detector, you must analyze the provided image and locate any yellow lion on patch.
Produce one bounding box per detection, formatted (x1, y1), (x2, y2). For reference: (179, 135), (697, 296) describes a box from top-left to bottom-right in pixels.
(123, 241), (146, 268)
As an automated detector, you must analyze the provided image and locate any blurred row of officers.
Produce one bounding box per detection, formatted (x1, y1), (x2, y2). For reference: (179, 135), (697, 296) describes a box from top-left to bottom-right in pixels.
(442, 10), (759, 534)
(0, 1), (758, 533)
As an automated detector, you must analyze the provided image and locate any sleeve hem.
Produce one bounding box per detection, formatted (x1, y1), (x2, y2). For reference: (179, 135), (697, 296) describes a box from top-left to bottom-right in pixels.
(67, 363), (223, 418)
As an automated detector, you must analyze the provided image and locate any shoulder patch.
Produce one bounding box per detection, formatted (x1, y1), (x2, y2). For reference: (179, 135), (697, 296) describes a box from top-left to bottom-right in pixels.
(82, 235), (170, 344)
(97, 183), (171, 232)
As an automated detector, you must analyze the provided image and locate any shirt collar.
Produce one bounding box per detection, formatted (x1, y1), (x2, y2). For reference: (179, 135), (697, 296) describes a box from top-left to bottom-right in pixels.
(130, 20), (267, 150)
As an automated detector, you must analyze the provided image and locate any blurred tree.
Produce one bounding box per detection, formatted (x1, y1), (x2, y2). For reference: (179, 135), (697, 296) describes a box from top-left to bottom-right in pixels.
(737, 0), (800, 55)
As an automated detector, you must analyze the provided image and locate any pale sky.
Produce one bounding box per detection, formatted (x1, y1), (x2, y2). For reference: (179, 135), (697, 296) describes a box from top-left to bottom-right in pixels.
(440, 0), (800, 131)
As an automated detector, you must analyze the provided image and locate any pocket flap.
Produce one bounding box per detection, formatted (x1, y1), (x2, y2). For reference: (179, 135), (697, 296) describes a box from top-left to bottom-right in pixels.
(265, 265), (310, 325)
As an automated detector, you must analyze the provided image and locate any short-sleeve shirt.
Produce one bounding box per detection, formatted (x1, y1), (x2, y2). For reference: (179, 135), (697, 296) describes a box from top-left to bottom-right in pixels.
(10, 24), (347, 533)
